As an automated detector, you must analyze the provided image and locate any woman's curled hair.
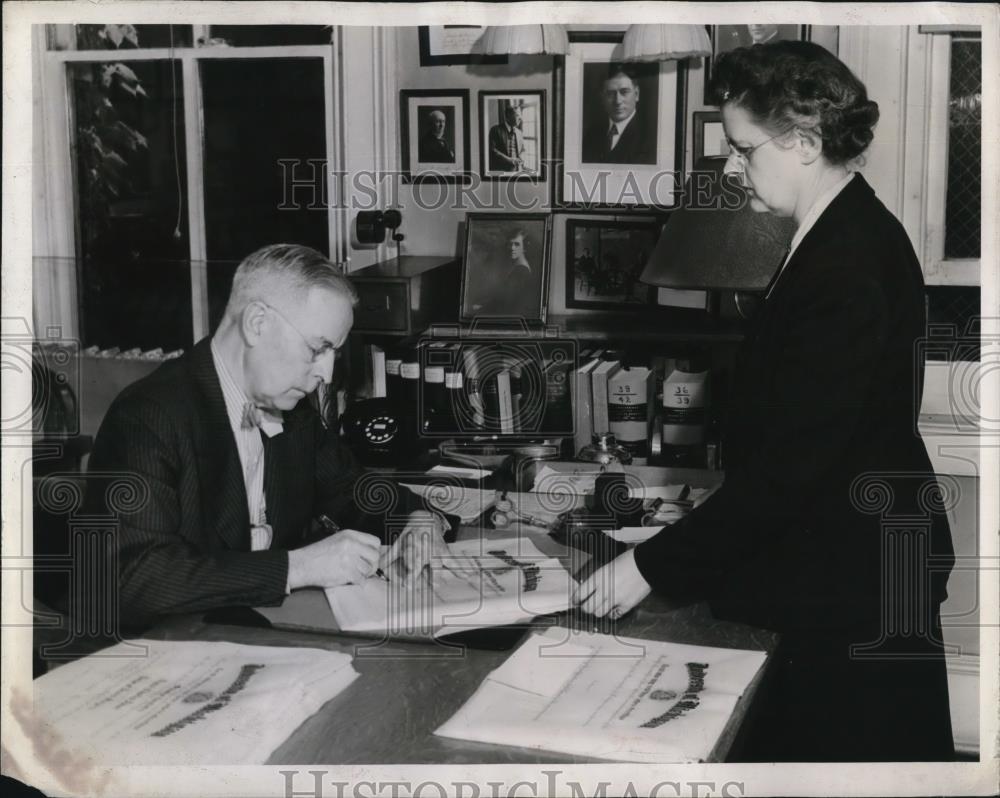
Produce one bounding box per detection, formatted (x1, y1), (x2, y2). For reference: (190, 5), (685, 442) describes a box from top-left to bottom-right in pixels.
(709, 40), (880, 165)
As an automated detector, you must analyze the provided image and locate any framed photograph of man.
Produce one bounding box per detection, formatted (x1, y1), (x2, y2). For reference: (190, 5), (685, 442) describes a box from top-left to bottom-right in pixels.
(460, 213), (552, 323)
(400, 89), (471, 183)
(565, 218), (662, 310)
(555, 35), (684, 210)
(704, 25), (808, 103)
(479, 91), (546, 181)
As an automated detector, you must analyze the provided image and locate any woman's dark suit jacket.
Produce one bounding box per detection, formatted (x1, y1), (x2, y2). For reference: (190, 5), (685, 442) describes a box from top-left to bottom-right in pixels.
(634, 174), (956, 760)
(85, 338), (432, 629)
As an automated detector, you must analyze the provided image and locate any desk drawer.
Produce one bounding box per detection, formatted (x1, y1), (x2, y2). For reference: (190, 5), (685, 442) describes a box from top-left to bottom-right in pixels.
(353, 283), (408, 332)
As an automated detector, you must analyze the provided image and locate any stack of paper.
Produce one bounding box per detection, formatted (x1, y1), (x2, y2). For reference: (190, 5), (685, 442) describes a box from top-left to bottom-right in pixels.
(29, 640), (358, 765)
(400, 483), (496, 523)
(327, 538), (575, 638)
(435, 627), (766, 762)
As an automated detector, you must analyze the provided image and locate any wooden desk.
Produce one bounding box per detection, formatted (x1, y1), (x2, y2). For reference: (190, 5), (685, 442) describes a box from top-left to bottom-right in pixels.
(142, 593), (773, 765)
(146, 501), (774, 765)
(38, 463), (773, 764)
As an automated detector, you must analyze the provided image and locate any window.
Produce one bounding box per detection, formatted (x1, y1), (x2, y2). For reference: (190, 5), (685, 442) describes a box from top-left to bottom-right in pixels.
(914, 26), (982, 286)
(943, 34), (981, 260)
(36, 24), (340, 349)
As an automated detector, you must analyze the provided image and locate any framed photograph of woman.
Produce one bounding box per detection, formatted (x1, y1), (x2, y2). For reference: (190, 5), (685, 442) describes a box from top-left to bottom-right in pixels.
(479, 91), (546, 181)
(704, 25), (808, 103)
(460, 213), (552, 323)
(555, 33), (684, 210)
(400, 89), (471, 183)
(565, 218), (663, 310)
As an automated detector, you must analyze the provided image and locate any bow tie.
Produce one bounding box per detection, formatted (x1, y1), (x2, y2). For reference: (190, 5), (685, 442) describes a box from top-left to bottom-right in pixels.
(241, 403), (284, 437)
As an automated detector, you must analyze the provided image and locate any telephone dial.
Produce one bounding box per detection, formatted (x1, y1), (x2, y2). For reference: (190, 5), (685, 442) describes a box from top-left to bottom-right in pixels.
(340, 398), (409, 466)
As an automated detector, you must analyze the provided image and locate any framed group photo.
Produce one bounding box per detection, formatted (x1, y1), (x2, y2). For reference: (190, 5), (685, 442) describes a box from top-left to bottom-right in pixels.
(565, 218), (661, 310)
(555, 32), (685, 210)
(460, 213), (552, 323)
(479, 91), (546, 181)
(703, 25), (808, 102)
(399, 89), (471, 183)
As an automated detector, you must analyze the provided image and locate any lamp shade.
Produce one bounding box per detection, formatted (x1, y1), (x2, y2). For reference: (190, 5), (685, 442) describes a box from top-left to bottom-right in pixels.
(480, 25), (570, 56)
(640, 158), (796, 291)
(622, 24), (712, 61)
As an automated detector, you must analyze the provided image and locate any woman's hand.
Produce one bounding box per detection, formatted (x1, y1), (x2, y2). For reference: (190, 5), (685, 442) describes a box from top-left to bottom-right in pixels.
(572, 548), (652, 619)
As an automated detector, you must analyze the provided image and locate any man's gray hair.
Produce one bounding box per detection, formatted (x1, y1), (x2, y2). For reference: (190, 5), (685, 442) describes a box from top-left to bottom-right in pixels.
(225, 243), (358, 319)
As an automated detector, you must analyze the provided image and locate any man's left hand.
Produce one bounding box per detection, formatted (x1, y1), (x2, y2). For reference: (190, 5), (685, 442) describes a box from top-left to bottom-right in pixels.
(378, 510), (449, 586)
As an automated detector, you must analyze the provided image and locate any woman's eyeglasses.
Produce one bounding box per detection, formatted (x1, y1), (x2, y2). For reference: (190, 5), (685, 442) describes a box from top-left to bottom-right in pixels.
(726, 130), (789, 165)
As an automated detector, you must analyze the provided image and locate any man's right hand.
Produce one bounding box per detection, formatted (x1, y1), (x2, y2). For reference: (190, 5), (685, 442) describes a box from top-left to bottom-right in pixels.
(287, 528), (382, 590)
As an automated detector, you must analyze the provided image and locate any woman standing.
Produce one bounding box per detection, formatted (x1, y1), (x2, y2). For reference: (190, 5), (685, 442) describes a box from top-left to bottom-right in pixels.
(574, 41), (956, 761)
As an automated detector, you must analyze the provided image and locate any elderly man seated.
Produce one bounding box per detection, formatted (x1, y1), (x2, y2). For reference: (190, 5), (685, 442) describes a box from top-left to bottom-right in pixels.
(86, 244), (448, 629)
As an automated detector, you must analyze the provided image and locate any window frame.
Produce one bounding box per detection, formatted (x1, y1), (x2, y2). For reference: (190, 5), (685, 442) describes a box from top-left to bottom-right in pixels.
(35, 25), (346, 343)
(911, 27), (981, 286)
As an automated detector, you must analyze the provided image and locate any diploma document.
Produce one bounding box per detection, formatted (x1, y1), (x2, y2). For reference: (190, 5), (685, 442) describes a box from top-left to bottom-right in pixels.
(326, 538), (576, 638)
(435, 627), (767, 762)
(28, 640), (358, 765)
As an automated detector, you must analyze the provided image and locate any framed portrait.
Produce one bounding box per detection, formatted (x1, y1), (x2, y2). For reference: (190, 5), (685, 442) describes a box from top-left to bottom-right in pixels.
(554, 33), (685, 211)
(693, 111), (731, 161)
(400, 90), (471, 183)
(565, 218), (663, 310)
(479, 91), (546, 182)
(704, 25), (809, 103)
(460, 213), (552, 323)
(418, 26), (507, 66)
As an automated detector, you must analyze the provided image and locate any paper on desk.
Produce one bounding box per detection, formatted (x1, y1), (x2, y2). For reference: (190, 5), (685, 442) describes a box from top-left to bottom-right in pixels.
(530, 465), (602, 495)
(501, 490), (586, 525)
(607, 525), (668, 544)
(428, 464), (493, 479)
(28, 640), (358, 765)
(401, 484), (496, 523)
(326, 538), (575, 638)
(435, 626), (767, 763)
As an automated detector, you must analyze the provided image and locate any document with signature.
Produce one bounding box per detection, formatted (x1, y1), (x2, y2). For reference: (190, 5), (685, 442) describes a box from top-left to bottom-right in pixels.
(26, 640), (358, 765)
(326, 538), (575, 638)
(434, 626), (766, 762)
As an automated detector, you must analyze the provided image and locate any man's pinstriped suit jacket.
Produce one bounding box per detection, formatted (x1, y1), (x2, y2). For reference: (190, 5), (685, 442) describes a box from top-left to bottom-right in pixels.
(85, 337), (422, 629)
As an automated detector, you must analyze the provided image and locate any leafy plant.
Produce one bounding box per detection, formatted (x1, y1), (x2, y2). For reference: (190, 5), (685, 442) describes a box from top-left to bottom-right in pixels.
(72, 25), (149, 249)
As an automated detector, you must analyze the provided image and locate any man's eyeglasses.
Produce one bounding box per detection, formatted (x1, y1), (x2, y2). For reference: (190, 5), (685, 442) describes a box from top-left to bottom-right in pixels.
(263, 303), (337, 363)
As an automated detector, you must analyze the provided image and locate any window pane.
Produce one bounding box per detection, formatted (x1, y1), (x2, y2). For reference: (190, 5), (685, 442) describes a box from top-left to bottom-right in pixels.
(69, 60), (192, 351)
(74, 24), (192, 50)
(944, 35), (981, 259)
(201, 58), (329, 328)
(206, 25), (332, 47)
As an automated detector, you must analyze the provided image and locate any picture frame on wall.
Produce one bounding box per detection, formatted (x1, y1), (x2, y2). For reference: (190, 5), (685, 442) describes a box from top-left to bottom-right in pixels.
(703, 25), (809, 103)
(565, 218), (662, 310)
(460, 213), (552, 323)
(417, 26), (508, 66)
(692, 111), (731, 161)
(479, 91), (546, 181)
(554, 32), (685, 211)
(399, 89), (471, 184)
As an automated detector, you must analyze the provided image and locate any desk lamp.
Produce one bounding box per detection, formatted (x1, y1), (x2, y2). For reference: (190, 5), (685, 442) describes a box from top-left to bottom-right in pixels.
(640, 157), (796, 295)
